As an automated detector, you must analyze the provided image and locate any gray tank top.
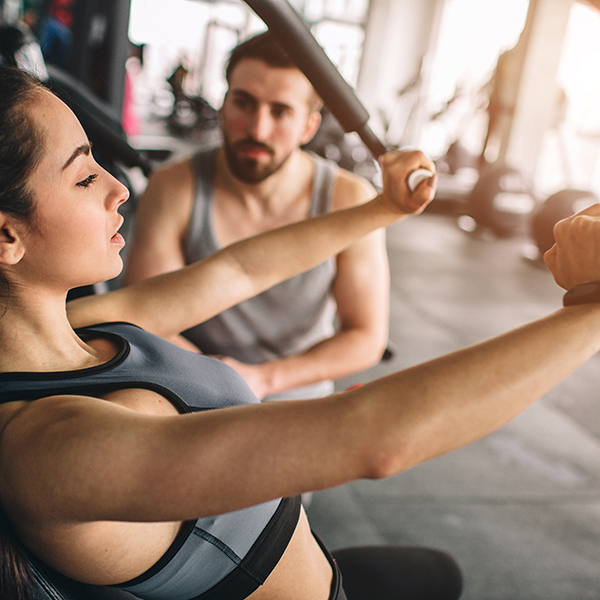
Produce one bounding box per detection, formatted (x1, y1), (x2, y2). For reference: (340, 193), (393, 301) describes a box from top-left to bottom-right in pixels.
(183, 148), (338, 401)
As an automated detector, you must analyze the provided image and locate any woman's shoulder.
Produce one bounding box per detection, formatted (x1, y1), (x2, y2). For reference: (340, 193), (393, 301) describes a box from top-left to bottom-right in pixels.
(66, 287), (144, 331)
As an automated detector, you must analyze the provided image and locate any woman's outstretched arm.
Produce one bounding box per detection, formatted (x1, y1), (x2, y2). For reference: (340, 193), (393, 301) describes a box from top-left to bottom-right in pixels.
(6, 301), (600, 529)
(8, 206), (600, 524)
(66, 151), (435, 335)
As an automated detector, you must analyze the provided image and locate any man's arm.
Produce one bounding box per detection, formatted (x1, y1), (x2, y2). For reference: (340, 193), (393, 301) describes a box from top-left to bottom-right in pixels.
(218, 169), (390, 399)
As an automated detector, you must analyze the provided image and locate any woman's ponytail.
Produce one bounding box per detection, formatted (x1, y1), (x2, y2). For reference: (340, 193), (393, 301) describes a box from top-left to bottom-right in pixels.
(0, 65), (46, 600)
(0, 507), (32, 600)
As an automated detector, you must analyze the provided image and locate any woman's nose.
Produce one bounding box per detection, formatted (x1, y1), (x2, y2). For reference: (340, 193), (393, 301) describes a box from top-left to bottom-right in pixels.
(108, 177), (130, 209)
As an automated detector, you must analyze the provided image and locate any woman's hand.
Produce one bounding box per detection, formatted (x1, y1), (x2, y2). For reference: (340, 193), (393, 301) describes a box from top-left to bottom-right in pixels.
(378, 150), (437, 216)
(544, 204), (600, 289)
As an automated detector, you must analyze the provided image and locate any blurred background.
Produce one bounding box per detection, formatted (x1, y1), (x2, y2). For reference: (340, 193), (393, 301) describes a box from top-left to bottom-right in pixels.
(3, 0), (600, 228)
(3, 0), (600, 247)
(2, 1), (600, 597)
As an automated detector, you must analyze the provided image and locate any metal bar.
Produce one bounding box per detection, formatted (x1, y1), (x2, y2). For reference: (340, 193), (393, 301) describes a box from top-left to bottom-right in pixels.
(243, 0), (387, 158)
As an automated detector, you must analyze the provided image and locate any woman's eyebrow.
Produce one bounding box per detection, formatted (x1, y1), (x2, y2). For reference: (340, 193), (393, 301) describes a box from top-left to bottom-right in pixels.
(62, 143), (91, 170)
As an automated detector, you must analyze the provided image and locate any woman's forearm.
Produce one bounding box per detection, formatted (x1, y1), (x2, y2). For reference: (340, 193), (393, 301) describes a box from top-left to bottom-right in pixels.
(55, 305), (600, 524)
(130, 305), (600, 522)
(221, 196), (398, 294)
(350, 304), (600, 478)
(112, 196), (394, 335)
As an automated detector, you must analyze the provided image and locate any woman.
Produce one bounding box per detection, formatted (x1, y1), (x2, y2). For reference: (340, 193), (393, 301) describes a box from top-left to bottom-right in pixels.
(1, 65), (600, 600)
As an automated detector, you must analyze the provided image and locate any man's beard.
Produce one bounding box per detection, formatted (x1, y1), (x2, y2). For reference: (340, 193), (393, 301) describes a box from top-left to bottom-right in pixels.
(223, 137), (291, 184)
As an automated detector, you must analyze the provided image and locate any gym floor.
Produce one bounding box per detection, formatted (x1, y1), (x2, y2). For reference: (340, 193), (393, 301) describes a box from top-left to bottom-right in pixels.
(307, 211), (600, 599)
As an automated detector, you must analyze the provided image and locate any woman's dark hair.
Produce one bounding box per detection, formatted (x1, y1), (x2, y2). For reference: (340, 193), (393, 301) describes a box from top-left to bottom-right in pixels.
(0, 65), (46, 218)
(0, 65), (46, 600)
(0, 66), (45, 299)
(0, 508), (34, 600)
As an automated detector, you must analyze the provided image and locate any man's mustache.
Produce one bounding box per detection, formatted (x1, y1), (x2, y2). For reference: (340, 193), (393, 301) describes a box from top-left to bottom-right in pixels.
(233, 139), (275, 156)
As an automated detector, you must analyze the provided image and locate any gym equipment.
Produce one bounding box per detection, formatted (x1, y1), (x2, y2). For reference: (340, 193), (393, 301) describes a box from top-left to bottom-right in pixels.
(302, 107), (380, 184)
(408, 169), (435, 192)
(243, 0), (386, 159)
(530, 188), (598, 255)
(464, 163), (537, 237)
(242, 0), (433, 194)
(0, 21), (48, 79)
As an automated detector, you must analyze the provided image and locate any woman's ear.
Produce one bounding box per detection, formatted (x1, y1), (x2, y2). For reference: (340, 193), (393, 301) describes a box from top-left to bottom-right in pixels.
(0, 217), (26, 266)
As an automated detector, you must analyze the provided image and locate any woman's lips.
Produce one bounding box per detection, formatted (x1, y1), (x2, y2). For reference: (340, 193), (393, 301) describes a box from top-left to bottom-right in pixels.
(111, 232), (125, 246)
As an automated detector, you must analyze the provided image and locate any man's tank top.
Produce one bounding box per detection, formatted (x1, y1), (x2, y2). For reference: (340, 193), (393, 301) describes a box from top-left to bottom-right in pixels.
(0, 322), (301, 600)
(182, 148), (338, 401)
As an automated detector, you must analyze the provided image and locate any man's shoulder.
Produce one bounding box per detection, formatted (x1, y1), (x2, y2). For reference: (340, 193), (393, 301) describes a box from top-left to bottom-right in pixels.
(147, 153), (199, 190)
(304, 150), (371, 185)
(300, 150), (375, 210)
(141, 154), (201, 212)
(329, 164), (376, 210)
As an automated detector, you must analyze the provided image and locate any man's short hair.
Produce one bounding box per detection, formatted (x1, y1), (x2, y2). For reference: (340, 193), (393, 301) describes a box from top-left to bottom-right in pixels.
(225, 31), (322, 112)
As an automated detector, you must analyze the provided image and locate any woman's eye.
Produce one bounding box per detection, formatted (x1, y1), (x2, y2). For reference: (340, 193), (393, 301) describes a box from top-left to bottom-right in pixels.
(77, 173), (98, 188)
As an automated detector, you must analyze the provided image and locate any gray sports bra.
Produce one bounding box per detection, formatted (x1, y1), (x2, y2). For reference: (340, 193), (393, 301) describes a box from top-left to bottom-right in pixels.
(0, 322), (300, 600)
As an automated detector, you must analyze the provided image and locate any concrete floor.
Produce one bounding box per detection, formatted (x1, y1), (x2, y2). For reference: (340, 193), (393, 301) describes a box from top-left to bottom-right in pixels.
(307, 213), (600, 599)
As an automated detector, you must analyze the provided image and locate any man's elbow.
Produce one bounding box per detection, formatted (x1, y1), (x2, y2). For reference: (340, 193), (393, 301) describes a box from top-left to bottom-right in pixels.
(356, 329), (390, 370)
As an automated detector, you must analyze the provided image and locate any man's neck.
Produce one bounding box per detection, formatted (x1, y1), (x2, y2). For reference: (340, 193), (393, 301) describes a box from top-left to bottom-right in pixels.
(215, 147), (313, 215)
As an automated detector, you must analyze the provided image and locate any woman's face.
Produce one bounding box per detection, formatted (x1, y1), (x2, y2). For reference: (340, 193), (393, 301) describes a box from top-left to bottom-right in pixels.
(22, 90), (129, 293)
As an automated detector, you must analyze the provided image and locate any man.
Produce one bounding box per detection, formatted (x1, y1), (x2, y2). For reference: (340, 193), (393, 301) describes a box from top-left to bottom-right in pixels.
(125, 31), (390, 401)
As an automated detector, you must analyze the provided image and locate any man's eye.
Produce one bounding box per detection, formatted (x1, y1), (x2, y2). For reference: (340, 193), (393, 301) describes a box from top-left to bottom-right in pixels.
(77, 173), (98, 188)
(272, 108), (291, 119)
(234, 97), (251, 110)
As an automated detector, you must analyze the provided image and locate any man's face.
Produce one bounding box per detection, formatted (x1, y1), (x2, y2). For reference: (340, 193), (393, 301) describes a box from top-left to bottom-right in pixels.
(220, 58), (321, 184)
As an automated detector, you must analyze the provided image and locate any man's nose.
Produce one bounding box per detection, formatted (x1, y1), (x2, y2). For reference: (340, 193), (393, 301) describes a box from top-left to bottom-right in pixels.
(248, 106), (272, 141)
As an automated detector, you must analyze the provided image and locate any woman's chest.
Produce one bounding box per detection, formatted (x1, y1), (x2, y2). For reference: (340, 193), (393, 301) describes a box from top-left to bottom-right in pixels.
(101, 387), (181, 416)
